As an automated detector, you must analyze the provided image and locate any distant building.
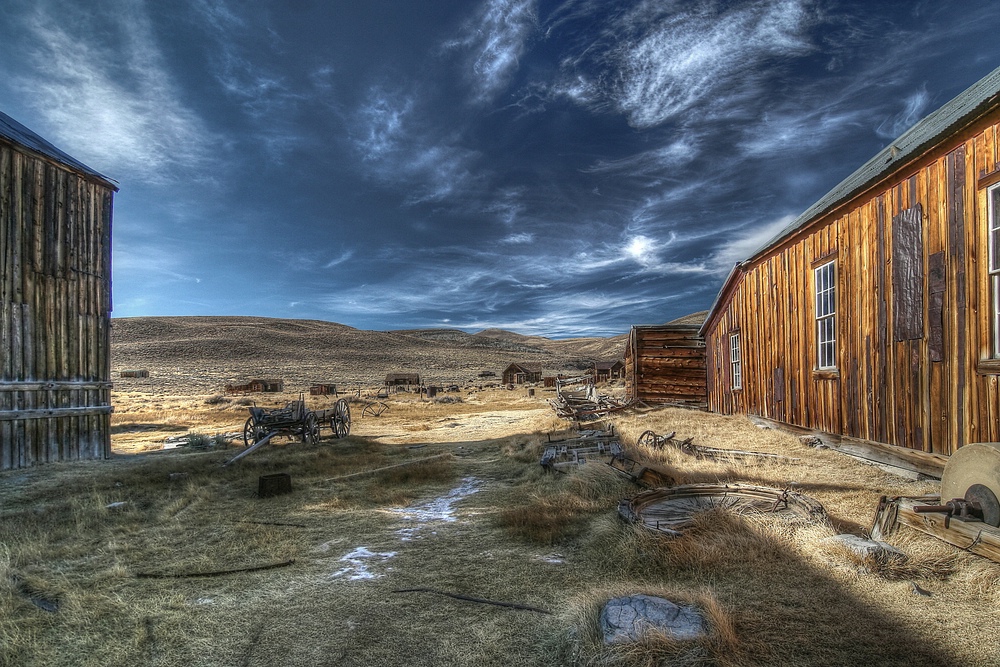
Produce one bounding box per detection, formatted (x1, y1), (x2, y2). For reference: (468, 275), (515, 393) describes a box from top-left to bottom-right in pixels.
(385, 373), (420, 390)
(1, 111), (117, 470)
(309, 383), (337, 395)
(502, 362), (543, 384)
(592, 360), (625, 382)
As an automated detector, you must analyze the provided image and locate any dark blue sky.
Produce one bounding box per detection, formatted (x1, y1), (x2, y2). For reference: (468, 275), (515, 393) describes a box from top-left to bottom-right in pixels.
(2, 0), (999, 337)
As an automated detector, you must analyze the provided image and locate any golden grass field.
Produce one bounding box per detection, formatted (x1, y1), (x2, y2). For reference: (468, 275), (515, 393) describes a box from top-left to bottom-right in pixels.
(2, 317), (999, 666)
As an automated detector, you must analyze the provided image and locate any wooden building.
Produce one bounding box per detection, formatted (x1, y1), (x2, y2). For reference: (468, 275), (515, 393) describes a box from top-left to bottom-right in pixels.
(385, 372), (420, 390)
(593, 360), (625, 382)
(701, 65), (1000, 455)
(225, 378), (284, 394)
(309, 383), (337, 395)
(1, 111), (117, 469)
(624, 321), (707, 408)
(502, 362), (542, 384)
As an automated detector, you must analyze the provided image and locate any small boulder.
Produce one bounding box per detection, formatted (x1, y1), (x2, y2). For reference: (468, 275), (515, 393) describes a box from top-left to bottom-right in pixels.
(823, 534), (906, 564)
(600, 594), (708, 645)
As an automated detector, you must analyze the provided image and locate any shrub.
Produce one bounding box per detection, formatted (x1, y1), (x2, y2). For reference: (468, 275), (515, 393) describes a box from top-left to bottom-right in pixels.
(204, 394), (230, 405)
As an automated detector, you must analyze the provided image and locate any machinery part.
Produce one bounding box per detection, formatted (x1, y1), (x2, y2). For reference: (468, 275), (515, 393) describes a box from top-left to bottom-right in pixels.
(620, 484), (828, 537)
(940, 442), (1000, 526)
(331, 398), (351, 438)
(243, 415), (265, 447)
(637, 430), (659, 448)
(302, 412), (319, 444)
(967, 483), (1000, 527)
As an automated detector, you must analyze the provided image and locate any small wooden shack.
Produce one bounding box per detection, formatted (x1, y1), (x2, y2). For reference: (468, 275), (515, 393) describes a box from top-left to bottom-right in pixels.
(625, 313), (708, 408)
(385, 373), (420, 390)
(502, 362), (542, 384)
(225, 378), (284, 394)
(593, 360), (625, 382)
(701, 64), (1000, 455)
(309, 383), (337, 395)
(1, 111), (117, 469)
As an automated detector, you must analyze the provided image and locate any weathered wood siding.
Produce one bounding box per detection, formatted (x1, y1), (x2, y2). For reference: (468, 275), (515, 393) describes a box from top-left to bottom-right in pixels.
(0, 141), (114, 469)
(704, 112), (1000, 455)
(625, 325), (707, 407)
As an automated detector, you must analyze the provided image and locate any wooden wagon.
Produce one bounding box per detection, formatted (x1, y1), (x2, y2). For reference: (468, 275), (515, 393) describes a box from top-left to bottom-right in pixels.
(226, 397), (351, 466)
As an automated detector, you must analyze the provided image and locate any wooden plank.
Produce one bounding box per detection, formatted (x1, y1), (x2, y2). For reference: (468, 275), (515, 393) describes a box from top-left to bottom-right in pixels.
(0, 405), (113, 420)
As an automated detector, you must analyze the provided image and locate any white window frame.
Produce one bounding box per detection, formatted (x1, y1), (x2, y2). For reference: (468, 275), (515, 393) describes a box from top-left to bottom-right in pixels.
(730, 332), (742, 390)
(990, 184), (1000, 357)
(814, 260), (837, 370)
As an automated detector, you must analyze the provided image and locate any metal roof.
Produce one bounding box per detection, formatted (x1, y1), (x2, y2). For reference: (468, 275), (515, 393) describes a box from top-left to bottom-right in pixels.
(0, 110), (117, 190)
(746, 64), (1000, 262)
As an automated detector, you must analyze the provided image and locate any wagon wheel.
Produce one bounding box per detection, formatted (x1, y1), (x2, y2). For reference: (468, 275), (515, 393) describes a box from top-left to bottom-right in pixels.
(302, 412), (319, 444)
(331, 399), (351, 438)
(637, 430), (659, 449)
(243, 416), (265, 447)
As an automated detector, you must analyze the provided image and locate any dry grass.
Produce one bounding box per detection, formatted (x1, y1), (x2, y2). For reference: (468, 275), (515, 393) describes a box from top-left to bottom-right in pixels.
(3, 395), (1000, 666)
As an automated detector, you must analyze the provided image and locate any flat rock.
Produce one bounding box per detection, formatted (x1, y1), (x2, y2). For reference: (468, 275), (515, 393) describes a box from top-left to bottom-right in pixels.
(824, 534), (907, 563)
(600, 594), (708, 644)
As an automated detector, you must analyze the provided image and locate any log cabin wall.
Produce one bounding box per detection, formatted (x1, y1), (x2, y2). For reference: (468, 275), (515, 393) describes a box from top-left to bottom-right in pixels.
(0, 124), (115, 469)
(702, 89), (1000, 456)
(625, 325), (707, 408)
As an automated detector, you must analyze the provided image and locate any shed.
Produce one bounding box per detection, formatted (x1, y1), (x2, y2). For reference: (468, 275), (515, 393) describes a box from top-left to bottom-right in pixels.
(700, 64), (1000, 455)
(0, 111), (117, 469)
(502, 362), (542, 384)
(309, 383), (337, 395)
(249, 379), (284, 393)
(593, 360), (625, 382)
(624, 317), (707, 408)
(385, 372), (420, 389)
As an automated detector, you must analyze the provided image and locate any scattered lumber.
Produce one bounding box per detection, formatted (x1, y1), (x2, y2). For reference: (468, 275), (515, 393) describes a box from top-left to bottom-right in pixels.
(393, 588), (552, 614)
(636, 429), (799, 463)
(136, 558), (296, 579)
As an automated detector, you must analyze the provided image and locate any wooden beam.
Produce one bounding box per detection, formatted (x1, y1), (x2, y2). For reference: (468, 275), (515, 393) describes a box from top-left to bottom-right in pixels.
(0, 405), (113, 420)
(748, 414), (947, 479)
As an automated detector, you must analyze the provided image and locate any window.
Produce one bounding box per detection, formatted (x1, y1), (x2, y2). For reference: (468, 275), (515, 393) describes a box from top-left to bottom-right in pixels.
(814, 260), (837, 369)
(990, 185), (1000, 357)
(730, 332), (742, 390)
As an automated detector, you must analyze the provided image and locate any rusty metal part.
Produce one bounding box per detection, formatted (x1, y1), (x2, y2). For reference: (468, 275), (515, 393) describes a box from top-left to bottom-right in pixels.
(914, 484), (1000, 528)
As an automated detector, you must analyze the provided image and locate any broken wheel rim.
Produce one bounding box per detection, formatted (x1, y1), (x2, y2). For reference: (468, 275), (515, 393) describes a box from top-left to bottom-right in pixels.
(620, 483), (828, 537)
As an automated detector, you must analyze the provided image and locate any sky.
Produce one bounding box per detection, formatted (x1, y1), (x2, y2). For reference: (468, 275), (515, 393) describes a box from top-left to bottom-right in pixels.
(2, 0), (1000, 338)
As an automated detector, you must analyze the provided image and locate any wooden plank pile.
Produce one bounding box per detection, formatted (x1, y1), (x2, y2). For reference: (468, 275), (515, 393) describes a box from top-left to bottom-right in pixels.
(540, 429), (624, 473)
(549, 376), (628, 420)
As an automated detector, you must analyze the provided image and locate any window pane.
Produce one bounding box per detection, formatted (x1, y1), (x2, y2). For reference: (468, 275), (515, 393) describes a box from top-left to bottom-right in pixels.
(992, 188), (1000, 272)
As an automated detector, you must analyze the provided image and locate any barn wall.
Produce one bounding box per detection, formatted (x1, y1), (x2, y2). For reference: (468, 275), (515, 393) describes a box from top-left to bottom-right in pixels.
(704, 112), (1000, 455)
(625, 325), (707, 407)
(0, 142), (113, 469)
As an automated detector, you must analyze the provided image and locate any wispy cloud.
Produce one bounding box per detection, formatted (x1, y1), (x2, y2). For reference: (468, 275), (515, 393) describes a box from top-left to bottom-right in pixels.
(12, 0), (213, 183)
(446, 0), (538, 103)
(875, 85), (930, 139)
(351, 86), (483, 205)
(191, 0), (306, 158)
(708, 214), (796, 273)
(549, 0), (818, 128)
